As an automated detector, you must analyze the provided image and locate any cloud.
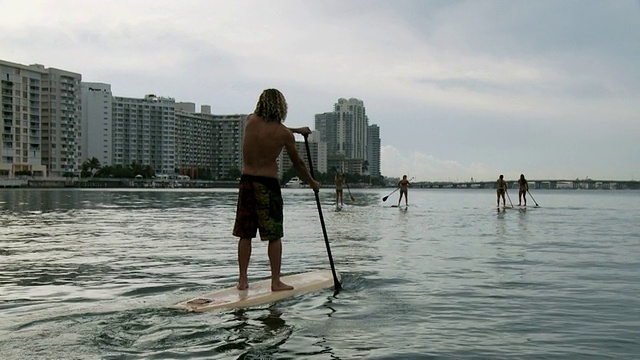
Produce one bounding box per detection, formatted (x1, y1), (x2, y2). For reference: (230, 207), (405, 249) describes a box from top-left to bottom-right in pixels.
(381, 145), (498, 182)
(1, 0), (638, 179)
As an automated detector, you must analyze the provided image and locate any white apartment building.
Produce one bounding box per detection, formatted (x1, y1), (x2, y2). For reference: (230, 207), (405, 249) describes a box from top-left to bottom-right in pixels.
(81, 82), (112, 166)
(41, 67), (83, 177)
(112, 94), (176, 175)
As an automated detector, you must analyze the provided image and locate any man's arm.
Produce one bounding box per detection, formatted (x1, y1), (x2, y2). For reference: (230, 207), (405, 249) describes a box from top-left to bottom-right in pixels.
(287, 127), (312, 136)
(283, 129), (320, 192)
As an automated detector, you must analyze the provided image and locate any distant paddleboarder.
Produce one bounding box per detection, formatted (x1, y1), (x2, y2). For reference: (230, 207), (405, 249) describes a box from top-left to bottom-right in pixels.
(496, 174), (507, 207)
(334, 171), (345, 207)
(518, 174), (529, 206)
(233, 89), (320, 292)
(397, 175), (411, 208)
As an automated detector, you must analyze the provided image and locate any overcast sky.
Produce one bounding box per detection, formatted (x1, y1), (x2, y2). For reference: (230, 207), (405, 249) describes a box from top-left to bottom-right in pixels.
(1, 0), (638, 181)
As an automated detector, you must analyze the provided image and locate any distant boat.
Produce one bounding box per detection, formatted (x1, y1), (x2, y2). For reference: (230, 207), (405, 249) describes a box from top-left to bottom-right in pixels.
(284, 176), (304, 188)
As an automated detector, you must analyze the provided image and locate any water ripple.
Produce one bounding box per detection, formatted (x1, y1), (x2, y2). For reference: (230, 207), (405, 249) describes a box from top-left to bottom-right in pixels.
(1, 189), (639, 358)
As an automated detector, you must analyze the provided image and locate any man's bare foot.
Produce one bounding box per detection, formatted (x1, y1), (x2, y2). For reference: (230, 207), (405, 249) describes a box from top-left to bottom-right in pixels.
(237, 280), (248, 290)
(271, 281), (293, 291)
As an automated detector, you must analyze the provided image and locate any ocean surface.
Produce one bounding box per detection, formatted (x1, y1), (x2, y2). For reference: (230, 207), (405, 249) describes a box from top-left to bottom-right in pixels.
(1, 187), (639, 359)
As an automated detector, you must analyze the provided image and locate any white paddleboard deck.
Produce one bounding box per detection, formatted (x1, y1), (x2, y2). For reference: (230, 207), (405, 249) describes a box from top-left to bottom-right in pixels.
(172, 270), (339, 312)
(493, 205), (514, 209)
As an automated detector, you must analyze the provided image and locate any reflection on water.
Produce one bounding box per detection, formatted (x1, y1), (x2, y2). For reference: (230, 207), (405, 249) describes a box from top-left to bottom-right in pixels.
(1, 188), (640, 358)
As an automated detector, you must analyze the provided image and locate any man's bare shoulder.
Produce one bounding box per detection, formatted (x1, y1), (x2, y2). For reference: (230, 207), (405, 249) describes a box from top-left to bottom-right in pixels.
(247, 114), (288, 131)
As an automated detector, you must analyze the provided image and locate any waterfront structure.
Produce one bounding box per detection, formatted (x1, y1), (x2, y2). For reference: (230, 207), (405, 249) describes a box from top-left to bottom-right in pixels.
(1, 60), (81, 177)
(81, 82), (112, 167)
(314, 111), (339, 157)
(175, 102), (246, 180)
(1, 60), (47, 177)
(315, 98), (380, 176)
(42, 67), (83, 177)
(367, 124), (381, 178)
(112, 94), (176, 175)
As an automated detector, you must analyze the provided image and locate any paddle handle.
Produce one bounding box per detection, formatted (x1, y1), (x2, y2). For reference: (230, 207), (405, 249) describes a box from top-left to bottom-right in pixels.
(303, 135), (342, 291)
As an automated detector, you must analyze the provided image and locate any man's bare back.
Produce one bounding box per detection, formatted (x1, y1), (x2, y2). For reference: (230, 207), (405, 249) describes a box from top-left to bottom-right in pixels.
(241, 114), (290, 179)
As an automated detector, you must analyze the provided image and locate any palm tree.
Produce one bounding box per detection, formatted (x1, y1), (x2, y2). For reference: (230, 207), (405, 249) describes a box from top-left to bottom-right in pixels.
(89, 157), (101, 173)
(81, 157), (102, 178)
(362, 160), (370, 185)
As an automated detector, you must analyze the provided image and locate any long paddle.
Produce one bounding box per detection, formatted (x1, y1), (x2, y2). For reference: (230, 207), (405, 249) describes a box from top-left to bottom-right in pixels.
(344, 179), (355, 203)
(505, 188), (514, 208)
(382, 176), (414, 202)
(303, 135), (342, 291)
(527, 189), (539, 207)
(382, 187), (399, 202)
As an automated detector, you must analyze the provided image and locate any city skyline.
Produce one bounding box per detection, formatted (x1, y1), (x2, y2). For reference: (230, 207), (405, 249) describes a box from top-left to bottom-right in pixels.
(2, 1), (638, 181)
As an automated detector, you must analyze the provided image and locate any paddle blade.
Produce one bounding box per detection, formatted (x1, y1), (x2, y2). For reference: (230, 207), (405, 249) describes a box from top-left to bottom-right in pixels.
(382, 196), (388, 202)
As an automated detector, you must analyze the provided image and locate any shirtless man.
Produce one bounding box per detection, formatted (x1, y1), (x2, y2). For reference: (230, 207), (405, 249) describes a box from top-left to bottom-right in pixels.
(232, 89), (320, 291)
(497, 174), (507, 207)
(397, 175), (410, 207)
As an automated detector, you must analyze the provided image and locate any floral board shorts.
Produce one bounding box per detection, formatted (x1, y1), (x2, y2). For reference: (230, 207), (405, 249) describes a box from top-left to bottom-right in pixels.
(232, 174), (283, 241)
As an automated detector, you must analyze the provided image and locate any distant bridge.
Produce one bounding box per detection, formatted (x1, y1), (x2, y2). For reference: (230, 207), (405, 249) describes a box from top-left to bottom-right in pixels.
(412, 179), (640, 190)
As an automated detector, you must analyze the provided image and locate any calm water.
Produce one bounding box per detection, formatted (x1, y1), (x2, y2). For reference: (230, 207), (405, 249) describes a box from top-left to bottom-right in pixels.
(1, 188), (639, 359)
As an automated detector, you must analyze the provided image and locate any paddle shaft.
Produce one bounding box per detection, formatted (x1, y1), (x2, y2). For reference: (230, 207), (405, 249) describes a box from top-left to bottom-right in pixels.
(344, 179), (355, 202)
(505, 188), (514, 207)
(527, 189), (539, 206)
(382, 187), (399, 202)
(303, 136), (342, 291)
(383, 176), (414, 202)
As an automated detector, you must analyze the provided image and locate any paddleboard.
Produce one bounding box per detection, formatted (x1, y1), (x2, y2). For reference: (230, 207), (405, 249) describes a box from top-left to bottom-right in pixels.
(172, 270), (339, 312)
(493, 205), (514, 209)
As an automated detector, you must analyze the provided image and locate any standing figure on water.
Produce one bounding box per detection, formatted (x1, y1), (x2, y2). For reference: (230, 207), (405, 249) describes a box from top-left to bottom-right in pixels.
(334, 171), (345, 207)
(496, 174), (508, 207)
(232, 89), (320, 292)
(397, 175), (411, 208)
(518, 174), (529, 206)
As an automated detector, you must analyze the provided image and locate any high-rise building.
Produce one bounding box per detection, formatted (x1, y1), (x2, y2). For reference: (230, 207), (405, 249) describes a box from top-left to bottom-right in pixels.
(41, 66), (83, 177)
(316, 98), (368, 159)
(314, 111), (339, 157)
(1, 60), (81, 177)
(1, 60), (47, 177)
(112, 94), (176, 174)
(367, 124), (381, 177)
(175, 103), (246, 180)
(81, 82), (113, 167)
(315, 98), (379, 176)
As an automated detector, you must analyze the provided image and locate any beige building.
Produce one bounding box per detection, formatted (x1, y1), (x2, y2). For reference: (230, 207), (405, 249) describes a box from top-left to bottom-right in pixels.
(175, 102), (246, 180)
(1, 60), (80, 177)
